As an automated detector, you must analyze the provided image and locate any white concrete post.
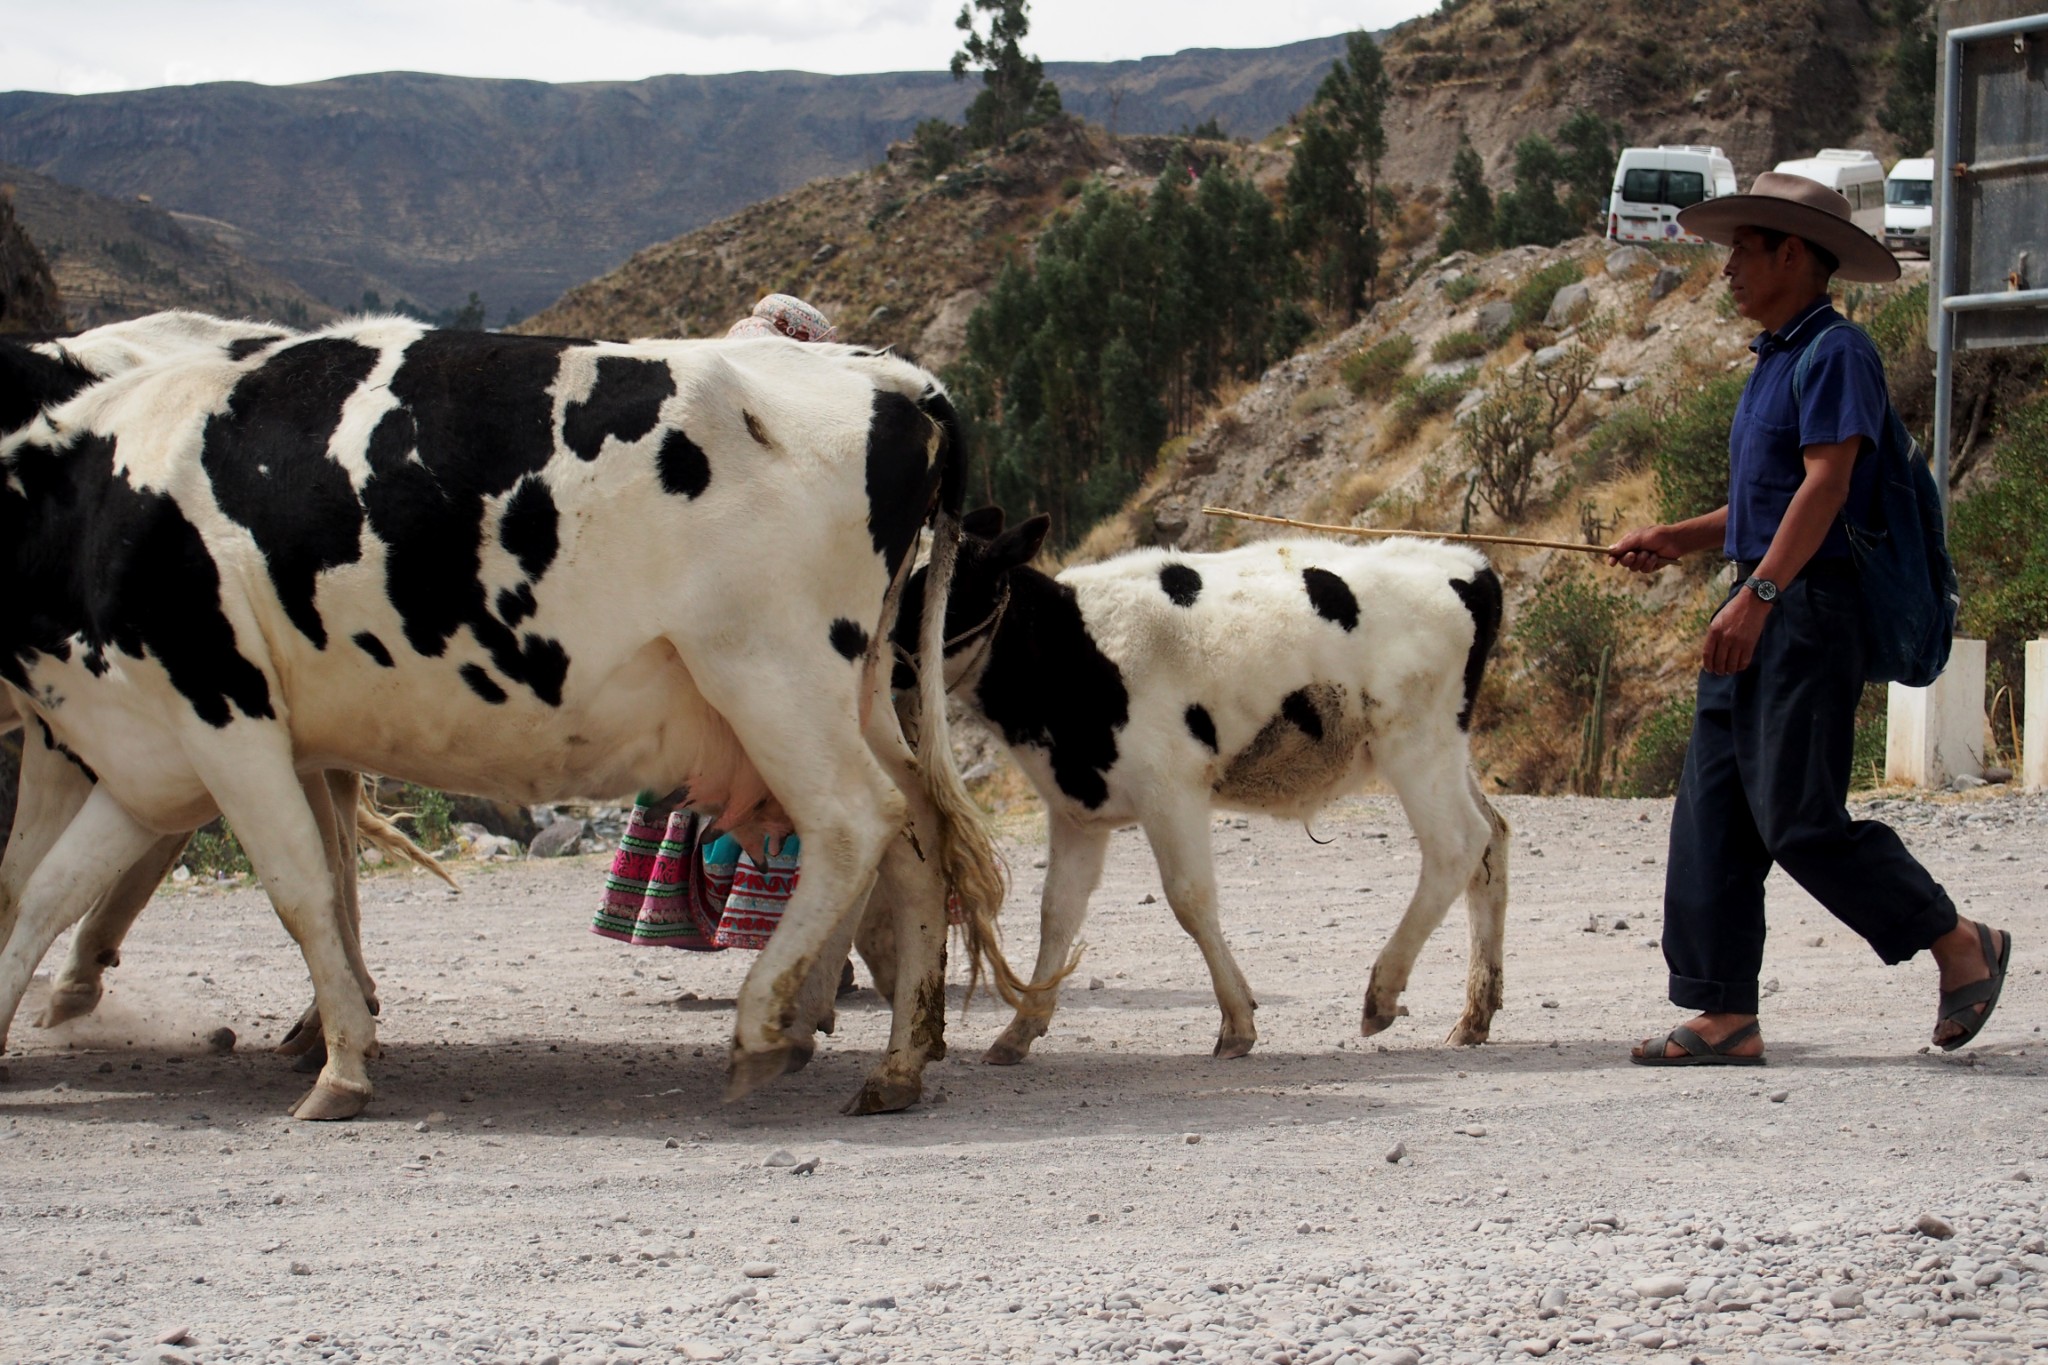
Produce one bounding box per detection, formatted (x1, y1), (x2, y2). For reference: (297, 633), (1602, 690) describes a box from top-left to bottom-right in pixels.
(2026, 638), (2048, 791)
(1885, 638), (1988, 788)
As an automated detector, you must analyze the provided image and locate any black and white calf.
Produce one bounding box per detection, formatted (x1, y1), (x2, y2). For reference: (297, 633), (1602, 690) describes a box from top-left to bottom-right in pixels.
(896, 510), (1510, 1063)
(1, 319), (1008, 1119)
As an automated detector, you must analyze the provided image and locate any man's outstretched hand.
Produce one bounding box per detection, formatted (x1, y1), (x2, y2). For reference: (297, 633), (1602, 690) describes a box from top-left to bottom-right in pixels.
(1606, 526), (1685, 574)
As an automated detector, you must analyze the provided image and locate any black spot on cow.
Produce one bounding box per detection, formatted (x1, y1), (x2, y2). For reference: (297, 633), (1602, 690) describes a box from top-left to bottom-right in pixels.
(563, 355), (674, 462)
(0, 341), (95, 436)
(226, 334), (286, 361)
(829, 618), (869, 662)
(497, 584), (538, 629)
(36, 717), (96, 783)
(498, 477), (559, 581)
(353, 632), (395, 668)
(82, 646), (105, 676)
(360, 331), (578, 707)
(201, 337), (379, 649)
(1448, 568), (1503, 731)
(1281, 688), (1325, 741)
(0, 432), (275, 728)
(865, 390), (943, 580)
(1184, 703), (1219, 752)
(460, 663), (508, 705)
(1159, 563), (1203, 608)
(1301, 567), (1360, 632)
(656, 429), (710, 499)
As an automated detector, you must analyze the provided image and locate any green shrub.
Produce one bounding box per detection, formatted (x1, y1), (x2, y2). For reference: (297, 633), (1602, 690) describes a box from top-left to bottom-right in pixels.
(1863, 280), (1929, 366)
(1430, 329), (1489, 363)
(1340, 334), (1416, 399)
(1445, 274), (1482, 305)
(1509, 258), (1584, 332)
(1579, 398), (1663, 482)
(1517, 567), (1636, 707)
(1850, 683), (1889, 791)
(1291, 386), (1344, 418)
(1621, 691), (1693, 797)
(1953, 394), (2048, 720)
(180, 820), (252, 879)
(1651, 374), (1744, 526)
(399, 783), (456, 851)
(1389, 368), (1473, 440)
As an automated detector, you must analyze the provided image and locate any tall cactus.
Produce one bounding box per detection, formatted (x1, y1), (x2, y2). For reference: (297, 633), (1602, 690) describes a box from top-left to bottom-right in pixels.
(1571, 644), (1613, 796)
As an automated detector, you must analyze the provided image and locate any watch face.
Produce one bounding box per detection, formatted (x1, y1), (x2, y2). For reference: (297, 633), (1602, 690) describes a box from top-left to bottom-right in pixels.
(1748, 577), (1778, 601)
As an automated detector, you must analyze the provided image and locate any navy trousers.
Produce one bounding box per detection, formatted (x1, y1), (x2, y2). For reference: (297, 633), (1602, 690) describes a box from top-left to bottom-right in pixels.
(1663, 563), (1958, 1014)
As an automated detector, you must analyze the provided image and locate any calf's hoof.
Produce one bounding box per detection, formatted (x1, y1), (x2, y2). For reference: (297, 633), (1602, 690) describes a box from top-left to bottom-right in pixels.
(1212, 1034), (1257, 1060)
(290, 1076), (371, 1121)
(34, 981), (104, 1029)
(1359, 1003), (1410, 1037)
(842, 1074), (921, 1116)
(1446, 1017), (1493, 1047)
(983, 1039), (1031, 1066)
(723, 1040), (814, 1101)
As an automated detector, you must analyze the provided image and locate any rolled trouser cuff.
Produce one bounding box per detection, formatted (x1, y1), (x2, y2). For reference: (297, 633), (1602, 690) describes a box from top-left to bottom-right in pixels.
(1865, 891), (1962, 966)
(1669, 972), (1760, 1016)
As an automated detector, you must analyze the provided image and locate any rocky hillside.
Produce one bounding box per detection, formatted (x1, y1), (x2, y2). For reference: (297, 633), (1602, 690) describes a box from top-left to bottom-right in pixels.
(517, 120), (1231, 362)
(0, 162), (333, 329)
(0, 191), (62, 332)
(0, 40), (1344, 320)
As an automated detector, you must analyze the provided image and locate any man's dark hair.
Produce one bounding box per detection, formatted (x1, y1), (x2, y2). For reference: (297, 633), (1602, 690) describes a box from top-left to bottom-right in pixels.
(1754, 226), (1840, 278)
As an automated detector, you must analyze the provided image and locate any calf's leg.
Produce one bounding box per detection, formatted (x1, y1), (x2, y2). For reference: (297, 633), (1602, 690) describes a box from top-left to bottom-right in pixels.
(1143, 796), (1259, 1059)
(0, 787), (163, 1057)
(986, 813), (1109, 1065)
(845, 833), (950, 1115)
(1362, 741), (1497, 1040)
(1447, 779), (1510, 1046)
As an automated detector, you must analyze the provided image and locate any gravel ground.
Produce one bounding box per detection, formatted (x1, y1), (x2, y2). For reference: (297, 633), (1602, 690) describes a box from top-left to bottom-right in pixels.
(2, 791), (2045, 1365)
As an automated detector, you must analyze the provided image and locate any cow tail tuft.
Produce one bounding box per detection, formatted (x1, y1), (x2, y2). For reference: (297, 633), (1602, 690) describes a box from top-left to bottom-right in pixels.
(358, 776), (459, 888)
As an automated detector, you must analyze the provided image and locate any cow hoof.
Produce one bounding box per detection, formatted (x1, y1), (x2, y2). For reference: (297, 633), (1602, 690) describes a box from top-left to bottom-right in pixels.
(982, 1040), (1030, 1066)
(290, 1077), (370, 1121)
(1446, 1020), (1492, 1047)
(275, 1010), (323, 1057)
(290, 1043), (328, 1074)
(815, 1009), (837, 1038)
(33, 981), (103, 1028)
(723, 1041), (814, 1101)
(842, 1075), (921, 1115)
(1212, 1035), (1256, 1060)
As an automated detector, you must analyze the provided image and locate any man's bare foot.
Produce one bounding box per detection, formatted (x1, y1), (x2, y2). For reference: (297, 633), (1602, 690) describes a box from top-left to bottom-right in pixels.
(1631, 1012), (1764, 1061)
(1930, 918), (2007, 1047)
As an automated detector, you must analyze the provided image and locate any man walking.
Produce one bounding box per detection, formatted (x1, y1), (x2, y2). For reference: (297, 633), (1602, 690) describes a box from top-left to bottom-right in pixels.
(1607, 173), (2010, 1065)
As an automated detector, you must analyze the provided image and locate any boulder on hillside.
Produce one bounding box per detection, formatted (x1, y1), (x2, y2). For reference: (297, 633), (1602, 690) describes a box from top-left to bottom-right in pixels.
(1605, 246), (1654, 277)
(1473, 299), (1515, 341)
(1543, 282), (1592, 329)
(1650, 267), (1687, 302)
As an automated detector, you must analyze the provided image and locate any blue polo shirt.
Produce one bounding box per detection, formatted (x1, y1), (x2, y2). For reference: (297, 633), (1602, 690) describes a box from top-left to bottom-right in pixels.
(1724, 297), (1889, 563)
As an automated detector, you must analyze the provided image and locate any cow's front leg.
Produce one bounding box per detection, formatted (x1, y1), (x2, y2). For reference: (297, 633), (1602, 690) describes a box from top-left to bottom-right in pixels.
(0, 787), (163, 1058)
(198, 747), (380, 1119)
(845, 833), (948, 1115)
(986, 813), (1108, 1065)
(38, 833), (189, 1027)
(1, 721), (97, 955)
(278, 771), (382, 1067)
(1143, 796), (1258, 1058)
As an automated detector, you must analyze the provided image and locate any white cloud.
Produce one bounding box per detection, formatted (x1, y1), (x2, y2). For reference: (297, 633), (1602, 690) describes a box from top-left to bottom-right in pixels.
(0, 1), (1439, 94)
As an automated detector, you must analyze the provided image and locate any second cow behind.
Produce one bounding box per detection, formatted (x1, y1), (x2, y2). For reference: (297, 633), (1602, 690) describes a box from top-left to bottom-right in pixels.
(894, 509), (1512, 1064)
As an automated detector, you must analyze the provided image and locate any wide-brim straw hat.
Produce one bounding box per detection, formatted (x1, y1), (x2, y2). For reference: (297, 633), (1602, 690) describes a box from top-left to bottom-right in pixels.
(1677, 171), (1901, 283)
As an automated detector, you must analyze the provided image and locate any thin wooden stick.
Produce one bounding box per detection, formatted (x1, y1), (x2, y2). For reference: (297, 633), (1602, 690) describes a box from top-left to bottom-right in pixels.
(1201, 505), (1623, 556)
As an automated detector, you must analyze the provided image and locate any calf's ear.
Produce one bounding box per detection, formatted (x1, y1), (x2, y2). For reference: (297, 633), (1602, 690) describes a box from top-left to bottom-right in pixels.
(962, 505), (1006, 540)
(991, 513), (1051, 570)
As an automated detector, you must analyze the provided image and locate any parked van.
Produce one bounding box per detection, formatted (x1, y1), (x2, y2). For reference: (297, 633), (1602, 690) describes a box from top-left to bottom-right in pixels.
(1607, 145), (1739, 245)
(1771, 149), (1886, 238)
(1884, 156), (1935, 257)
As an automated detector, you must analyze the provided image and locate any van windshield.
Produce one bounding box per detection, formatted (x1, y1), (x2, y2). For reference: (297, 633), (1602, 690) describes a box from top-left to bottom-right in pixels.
(1886, 178), (1933, 207)
(1620, 168), (1707, 208)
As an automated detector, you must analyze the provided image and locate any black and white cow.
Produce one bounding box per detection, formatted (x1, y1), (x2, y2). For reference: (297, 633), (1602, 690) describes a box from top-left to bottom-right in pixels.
(0, 318), (1010, 1119)
(1, 314), (442, 1055)
(894, 510), (1511, 1063)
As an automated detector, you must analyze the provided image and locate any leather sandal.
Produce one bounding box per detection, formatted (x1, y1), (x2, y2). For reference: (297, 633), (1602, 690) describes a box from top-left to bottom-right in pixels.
(1630, 1019), (1766, 1067)
(1936, 922), (2011, 1052)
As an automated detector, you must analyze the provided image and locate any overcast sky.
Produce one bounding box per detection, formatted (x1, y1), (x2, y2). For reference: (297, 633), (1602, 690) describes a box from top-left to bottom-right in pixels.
(6, 1), (1439, 95)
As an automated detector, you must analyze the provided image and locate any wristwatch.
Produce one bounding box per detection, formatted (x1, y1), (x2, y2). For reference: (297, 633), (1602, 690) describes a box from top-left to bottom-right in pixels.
(1741, 575), (1780, 603)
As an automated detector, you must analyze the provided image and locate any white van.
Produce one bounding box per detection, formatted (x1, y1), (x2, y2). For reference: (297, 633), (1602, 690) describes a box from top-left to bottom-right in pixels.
(1884, 156), (1935, 256)
(1607, 145), (1739, 245)
(1771, 149), (1886, 238)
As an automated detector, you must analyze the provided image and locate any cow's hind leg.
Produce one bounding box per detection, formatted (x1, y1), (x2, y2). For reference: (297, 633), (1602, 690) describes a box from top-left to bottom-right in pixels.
(986, 813), (1108, 1065)
(0, 787), (162, 1057)
(1362, 741), (1496, 1040)
(845, 833), (948, 1115)
(278, 772), (380, 1066)
(197, 751), (381, 1119)
(1447, 779), (1510, 1046)
(37, 833), (189, 1027)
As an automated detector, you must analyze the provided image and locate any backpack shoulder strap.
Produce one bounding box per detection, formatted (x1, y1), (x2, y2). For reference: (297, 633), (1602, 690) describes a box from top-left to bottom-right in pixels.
(1790, 319), (1862, 406)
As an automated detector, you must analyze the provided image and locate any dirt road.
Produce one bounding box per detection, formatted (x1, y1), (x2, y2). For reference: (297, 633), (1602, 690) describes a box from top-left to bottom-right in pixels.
(3, 793), (2043, 1364)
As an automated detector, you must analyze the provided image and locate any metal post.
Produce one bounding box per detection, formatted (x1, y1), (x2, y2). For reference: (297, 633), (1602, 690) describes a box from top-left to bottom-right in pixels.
(1931, 20), (1967, 516)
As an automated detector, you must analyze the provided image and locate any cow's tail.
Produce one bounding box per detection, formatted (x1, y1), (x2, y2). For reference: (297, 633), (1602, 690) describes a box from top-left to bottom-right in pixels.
(357, 777), (460, 888)
(911, 393), (1044, 1010)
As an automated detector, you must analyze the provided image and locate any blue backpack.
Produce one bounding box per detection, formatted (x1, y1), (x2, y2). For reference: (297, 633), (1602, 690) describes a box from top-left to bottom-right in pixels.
(1792, 321), (1959, 688)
